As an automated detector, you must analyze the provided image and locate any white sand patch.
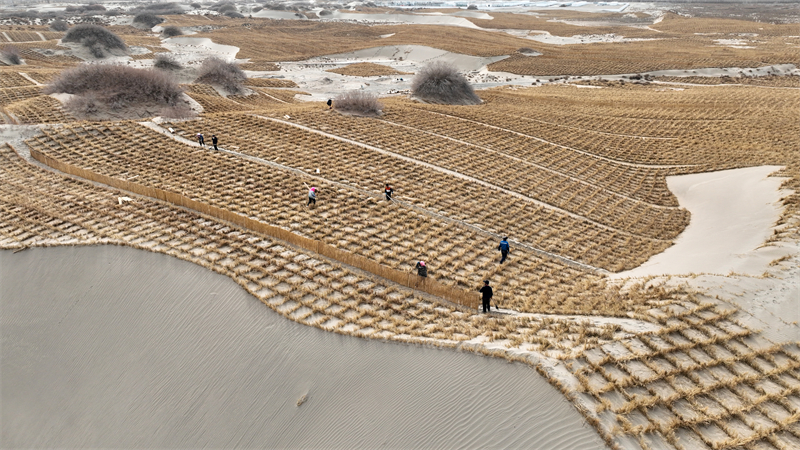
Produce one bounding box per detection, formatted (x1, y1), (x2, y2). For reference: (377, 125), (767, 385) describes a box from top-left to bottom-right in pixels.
(714, 38), (755, 49)
(323, 45), (506, 72)
(612, 166), (793, 279)
(278, 45), (512, 101)
(252, 10), (308, 20)
(161, 37), (240, 64)
(415, 10), (494, 20)
(645, 63), (799, 78)
(329, 11), (480, 28)
(525, 30), (660, 45)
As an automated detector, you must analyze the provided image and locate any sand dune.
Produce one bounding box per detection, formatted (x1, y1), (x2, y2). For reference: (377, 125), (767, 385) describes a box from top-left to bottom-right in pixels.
(1, 246), (606, 449)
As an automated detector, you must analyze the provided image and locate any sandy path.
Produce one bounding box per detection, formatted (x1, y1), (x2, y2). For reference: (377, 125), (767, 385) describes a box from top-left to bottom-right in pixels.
(378, 117), (679, 209)
(417, 109), (697, 169)
(611, 166), (793, 279)
(254, 114), (668, 243)
(1, 245), (607, 449)
(16, 72), (41, 86)
(140, 121), (604, 273)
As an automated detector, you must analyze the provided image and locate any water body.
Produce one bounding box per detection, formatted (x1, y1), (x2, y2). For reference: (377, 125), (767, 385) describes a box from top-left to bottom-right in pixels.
(2, 245), (606, 449)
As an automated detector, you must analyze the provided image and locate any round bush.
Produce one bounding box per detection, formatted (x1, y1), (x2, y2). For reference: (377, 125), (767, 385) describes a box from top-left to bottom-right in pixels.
(133, 12), (164, 28)
(62, 24), (127, 55)
(194, 57), (246, 94)
(1, 46), (22, 65)
(45, 64), (185, 115)
(161, 26), (183, 37)
(49, 19), (69, 31)
(153, 53), (182, 70)
(224, 11), (244, 18)
(411, 61), (480, 105)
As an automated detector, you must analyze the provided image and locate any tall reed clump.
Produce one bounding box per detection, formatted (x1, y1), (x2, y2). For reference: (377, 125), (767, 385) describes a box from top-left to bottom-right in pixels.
(1, 46), (21, 65)
(411, 61), (480, 105)
(194, 57), (246, 95)
(334, 90), (383, 117)
(62, 24), (127, 58)
(45, 64), (189, 118)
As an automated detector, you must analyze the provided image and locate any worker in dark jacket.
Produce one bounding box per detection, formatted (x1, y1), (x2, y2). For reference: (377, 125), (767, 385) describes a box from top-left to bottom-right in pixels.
(478, 280), (493, 313)
(385, 183), (394, 201)
(211, 134), (218, 151)
(415, 260), (427, 277)
(498, 237), (510, 264)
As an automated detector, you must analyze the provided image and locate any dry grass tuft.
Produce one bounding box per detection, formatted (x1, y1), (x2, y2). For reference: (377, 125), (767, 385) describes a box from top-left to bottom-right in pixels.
(334, 90), (383, 117)
(411, 61), (480, 106)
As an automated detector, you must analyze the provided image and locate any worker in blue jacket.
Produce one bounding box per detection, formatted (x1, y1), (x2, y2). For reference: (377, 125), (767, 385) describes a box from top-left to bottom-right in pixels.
(498, 237), (510, 264)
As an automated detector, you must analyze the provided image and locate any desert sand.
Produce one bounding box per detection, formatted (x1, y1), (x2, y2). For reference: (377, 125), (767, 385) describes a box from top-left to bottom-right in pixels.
(1, 245), (607, 449)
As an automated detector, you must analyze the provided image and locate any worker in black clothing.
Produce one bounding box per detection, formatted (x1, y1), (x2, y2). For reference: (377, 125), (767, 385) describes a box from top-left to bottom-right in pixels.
(415, 260), (427, 277)
(478, 280), (493, 313)
(327, 99), (333, 110)
(384, 183), (394, 201)
(211, 134), (218, 151)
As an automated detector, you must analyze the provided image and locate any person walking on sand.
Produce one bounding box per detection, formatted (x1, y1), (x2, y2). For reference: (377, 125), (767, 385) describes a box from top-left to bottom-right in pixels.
(327, 99), (333, 110)
(384, 183), (394, 201)
(211, 134), (218, 151)
(498, 236), (510, 264)
(307, 186), (317, 206)
(479, 280), (493, 313)
(415, 260), (427, 277)
(197, 133), (205, 147)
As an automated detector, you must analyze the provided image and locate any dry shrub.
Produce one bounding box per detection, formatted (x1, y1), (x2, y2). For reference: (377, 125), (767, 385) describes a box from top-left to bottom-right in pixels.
(224, 11), (245, 18)
(195, 57), (246, 94)
(154, 53), (182, 70)
(215, 3), (237, 13)
(45, 64), (185, 116)
(49, 19), (69, 32)
(62, 24), (126, 58)
(1, 46), (22, 65)
(161, 26), (183, 37)
(334, 90), (383, 117)
(133, 12), (165, 28)
(411, 61), (480, 106)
